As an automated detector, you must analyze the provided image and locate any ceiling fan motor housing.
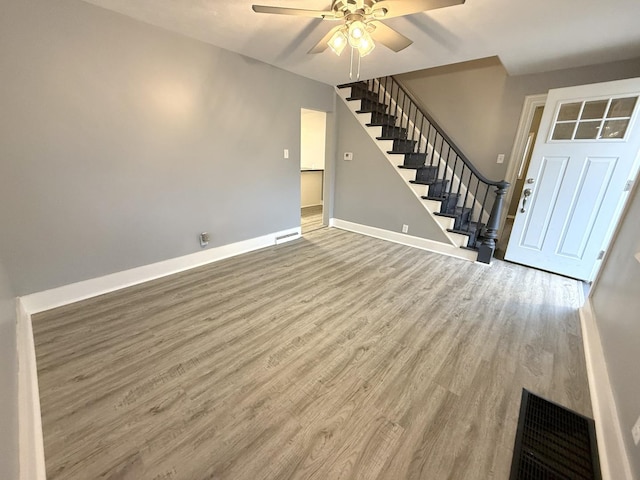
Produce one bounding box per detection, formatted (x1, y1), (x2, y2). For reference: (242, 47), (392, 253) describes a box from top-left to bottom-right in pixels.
(333, 0), (381, 16)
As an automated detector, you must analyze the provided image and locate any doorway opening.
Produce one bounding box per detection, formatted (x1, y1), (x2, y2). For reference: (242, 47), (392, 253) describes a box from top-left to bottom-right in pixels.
(496, 104), (545, 258)
(300, 108), (327, 234)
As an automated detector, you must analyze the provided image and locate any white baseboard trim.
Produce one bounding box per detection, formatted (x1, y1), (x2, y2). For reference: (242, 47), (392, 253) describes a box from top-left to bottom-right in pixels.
(20, 228), (301, 315)
(16, 299), (46, 480)
(330, 218), (477, 262)
(579, 299), (633, 480)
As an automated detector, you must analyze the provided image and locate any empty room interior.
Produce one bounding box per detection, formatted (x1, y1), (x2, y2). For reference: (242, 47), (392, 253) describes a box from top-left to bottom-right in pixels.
(2, 1), (640, 479)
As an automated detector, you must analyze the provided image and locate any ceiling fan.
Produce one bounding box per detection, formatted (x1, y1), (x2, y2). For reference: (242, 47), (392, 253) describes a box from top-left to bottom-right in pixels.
(252, 0), (465, 57)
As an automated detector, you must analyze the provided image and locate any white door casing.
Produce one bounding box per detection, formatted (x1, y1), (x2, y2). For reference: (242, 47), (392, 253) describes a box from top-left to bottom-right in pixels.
(505, 78), (640, 281)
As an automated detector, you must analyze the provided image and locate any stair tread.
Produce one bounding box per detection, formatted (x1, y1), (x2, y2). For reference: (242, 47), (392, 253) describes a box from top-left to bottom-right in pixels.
(346, 96), (373, 101)
(434, 207), (472, 219)
(422, 193), (460, 200)
(449, 222), (485, 234)
(399, 165), (434, 170)
(337, 82), (367, 89)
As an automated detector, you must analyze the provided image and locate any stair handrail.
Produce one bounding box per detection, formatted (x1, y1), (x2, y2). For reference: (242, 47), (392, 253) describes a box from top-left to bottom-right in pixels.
(388, 76), (506, 187)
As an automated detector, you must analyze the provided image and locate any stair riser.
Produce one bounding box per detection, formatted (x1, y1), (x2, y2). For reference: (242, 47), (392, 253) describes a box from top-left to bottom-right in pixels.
(369, 113), (397, 126)
(349, 89), (380, 102)
(453, 210), (472, 230)
(415, 167), (438, 183)
(358, 99), (387, 114)
(381, 126), (408, 139)
(428, 180), (450, 197)
(402, 153), (427, 167)
(438, 194), (460, 214)
(392, 139), (417, 153)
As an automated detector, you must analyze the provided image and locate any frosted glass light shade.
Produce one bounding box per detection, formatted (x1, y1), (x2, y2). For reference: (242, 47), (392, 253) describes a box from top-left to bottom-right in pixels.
(357, 33), (375, 57)
(328, 29), (348, 56)
(348, 20), (366, 47)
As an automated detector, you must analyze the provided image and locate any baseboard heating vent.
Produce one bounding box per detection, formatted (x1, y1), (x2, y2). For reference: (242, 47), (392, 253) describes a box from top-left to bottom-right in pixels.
(510, 389), (601, 480)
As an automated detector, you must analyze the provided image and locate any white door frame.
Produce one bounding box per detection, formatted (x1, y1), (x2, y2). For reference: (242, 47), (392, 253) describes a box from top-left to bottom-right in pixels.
(500, 94), (548, 235)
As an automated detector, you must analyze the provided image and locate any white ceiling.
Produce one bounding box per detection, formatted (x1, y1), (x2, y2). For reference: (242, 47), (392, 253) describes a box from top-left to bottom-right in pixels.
(80, 0), (640, 85)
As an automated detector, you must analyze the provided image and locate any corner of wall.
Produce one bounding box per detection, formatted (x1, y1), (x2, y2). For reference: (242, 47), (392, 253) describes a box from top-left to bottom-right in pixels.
(16, 298), (46, 480)
(579, 298), (633, 480)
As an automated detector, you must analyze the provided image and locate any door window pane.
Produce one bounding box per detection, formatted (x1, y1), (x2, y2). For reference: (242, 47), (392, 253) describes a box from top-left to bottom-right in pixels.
(557, 103), (581, 121)
(601, 119), (630, 139)
(575, 121), (601, 139)
(581, 100), (608, 120)
(607, 97), (637, 118)
(552, 122), (576, 140)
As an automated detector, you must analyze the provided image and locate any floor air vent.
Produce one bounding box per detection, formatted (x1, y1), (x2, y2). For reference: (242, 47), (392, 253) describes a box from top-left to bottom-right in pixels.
(510, 389), (601, 480)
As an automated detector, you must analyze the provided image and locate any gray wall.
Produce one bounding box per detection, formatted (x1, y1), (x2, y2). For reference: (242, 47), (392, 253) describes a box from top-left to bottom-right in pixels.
(397, 57), (640, 181)
(334, 100), (450, 243)
(591, 183), (640, 479)
(0, 0), (334, 296)
(0, 259), (18, 480)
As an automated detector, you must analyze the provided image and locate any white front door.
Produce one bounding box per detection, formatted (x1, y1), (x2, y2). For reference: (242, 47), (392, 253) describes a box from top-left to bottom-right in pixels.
(505, 78), (640, 281)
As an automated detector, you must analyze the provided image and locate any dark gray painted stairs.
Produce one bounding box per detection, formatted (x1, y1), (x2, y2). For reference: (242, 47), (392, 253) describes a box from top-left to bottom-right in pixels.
(339, 81), (486, 249)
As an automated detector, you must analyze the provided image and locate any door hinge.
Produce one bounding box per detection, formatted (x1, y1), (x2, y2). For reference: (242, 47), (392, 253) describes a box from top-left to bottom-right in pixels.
(624, 180), (634, 192)
(597, 250), (605, 260)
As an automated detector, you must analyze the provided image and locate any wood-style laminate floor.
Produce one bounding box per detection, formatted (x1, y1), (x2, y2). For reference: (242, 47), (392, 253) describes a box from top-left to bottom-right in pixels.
(33, 228), (591, 480)
(301, 205), (323, 234)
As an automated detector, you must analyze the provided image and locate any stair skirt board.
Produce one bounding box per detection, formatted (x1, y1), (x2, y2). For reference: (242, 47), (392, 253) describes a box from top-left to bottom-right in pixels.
(330, 219), (478, 262)
(337, 88), (471, 250)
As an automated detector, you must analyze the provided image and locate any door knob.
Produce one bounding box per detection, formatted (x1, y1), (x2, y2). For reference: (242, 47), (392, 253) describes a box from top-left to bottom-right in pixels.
(521, 188), (533, 213)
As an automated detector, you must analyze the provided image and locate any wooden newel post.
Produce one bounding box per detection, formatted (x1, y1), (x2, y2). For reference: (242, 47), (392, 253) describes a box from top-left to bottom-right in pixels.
(477, 180), (510, 264)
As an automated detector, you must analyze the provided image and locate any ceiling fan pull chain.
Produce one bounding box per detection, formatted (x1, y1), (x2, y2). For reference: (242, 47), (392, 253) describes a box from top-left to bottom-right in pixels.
(349, 47), (355, 80)
(348, 47), (362, 81)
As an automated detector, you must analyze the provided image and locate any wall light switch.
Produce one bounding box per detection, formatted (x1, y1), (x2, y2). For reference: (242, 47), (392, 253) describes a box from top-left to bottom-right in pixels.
(497, 154), (505, 164)
(284, 149), (289, 159)
(344, 152), (353, 161)
(199, 232), (210, 248)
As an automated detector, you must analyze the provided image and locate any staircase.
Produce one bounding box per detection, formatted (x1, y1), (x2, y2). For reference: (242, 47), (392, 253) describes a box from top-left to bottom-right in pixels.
(337, 77), (510, 264)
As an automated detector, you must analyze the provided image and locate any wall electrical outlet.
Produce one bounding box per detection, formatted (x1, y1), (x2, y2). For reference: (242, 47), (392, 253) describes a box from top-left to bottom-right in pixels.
(402, 224), (409, 233)
(632, 415), (640, 446)
(199, 232), (210, 248)
(497, 153), (505, 164)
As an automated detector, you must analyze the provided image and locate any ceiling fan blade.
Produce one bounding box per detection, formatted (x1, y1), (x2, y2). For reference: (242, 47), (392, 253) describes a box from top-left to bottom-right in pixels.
(252, 5), (338, 19)
(308, 25), (343, 54)
(373, 0), (465, 19)
(369, 21), (413, 52)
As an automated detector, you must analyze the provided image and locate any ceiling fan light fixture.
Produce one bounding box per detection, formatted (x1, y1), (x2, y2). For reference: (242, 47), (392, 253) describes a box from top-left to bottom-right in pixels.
(357, 32), (375, 57)
(328, 29), (348, 56)
(347, 20), (367, 47)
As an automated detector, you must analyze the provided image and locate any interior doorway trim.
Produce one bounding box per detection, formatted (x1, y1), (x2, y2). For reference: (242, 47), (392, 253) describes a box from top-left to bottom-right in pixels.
(501, 93), (547, 232)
